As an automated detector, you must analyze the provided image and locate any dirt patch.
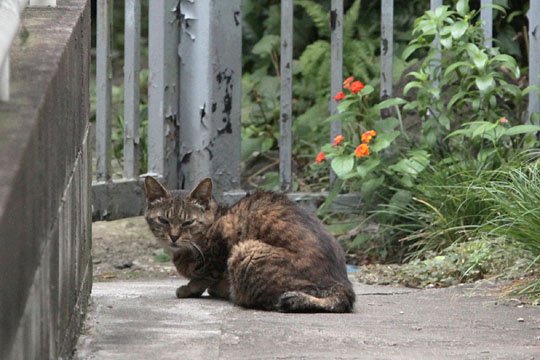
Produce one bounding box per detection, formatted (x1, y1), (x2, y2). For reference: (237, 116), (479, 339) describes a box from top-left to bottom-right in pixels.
(92, 216), (176, 281)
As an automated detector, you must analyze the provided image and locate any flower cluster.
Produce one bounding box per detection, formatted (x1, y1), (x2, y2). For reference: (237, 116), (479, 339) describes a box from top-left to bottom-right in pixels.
(355, 130), (377, 158)
(315, 130), (377, 163)
(315, 152), (326, 164)
(315, 76), (377, 165)
(333, 76), (365, 101)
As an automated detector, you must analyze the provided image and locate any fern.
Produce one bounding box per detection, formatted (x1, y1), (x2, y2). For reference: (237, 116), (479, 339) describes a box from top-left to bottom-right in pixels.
(299, 40), (331, 94)
(344, 0), (362, 40)
(296, 0), (330, 38)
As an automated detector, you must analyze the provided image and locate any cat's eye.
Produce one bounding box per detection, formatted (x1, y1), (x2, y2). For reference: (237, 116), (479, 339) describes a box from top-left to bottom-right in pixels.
(181, 219), (195, 227)
(157, 216), (169, 225)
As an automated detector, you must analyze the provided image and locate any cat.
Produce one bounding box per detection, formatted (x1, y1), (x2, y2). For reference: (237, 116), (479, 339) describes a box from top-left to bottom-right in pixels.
(144, 176), (356, 313)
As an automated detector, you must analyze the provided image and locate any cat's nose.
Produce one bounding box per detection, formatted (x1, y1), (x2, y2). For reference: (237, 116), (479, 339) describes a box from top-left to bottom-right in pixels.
(170, 235), (180, 243)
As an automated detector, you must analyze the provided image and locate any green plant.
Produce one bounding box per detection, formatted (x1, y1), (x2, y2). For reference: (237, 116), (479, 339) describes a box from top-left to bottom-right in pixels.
(315, 77), (430, 204)
(315, 1), (540, 261)
(240, 0), (426, 190)
(478, 156), (540, 301)
(402, 0), (532, 149)
(357, 237), (532, 288)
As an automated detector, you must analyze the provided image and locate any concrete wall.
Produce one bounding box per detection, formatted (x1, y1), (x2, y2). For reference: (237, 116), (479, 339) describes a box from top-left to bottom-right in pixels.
(0, 1), (91, 359)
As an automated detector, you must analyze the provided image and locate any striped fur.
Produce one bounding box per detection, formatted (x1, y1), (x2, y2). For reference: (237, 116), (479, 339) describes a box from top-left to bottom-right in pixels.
(144, 177), (355, 313)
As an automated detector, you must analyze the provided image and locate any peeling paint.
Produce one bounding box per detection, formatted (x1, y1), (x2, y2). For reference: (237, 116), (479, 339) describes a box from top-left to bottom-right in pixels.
(381, 38), (388, 55)
(330, 9), (337, 31)
(215, 68), (234, 134)
(179, 0), (197, 41)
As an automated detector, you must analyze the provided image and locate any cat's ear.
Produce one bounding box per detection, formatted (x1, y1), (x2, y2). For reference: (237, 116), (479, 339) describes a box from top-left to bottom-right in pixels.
(144, 176), (170, 203)
(188, 178), (213, 208)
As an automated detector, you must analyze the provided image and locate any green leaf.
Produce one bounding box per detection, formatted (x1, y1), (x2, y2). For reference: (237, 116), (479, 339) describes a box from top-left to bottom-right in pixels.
(389, 189), (412, 209)
(444, 61), (473, 76)
(361, 84), (375, 96)
(252, 35), (280, 56)
(356, 158), (381, 178)
(440, 35), (453, 49)
(475, 75), (495, 93)
(374, 97), (407, 111)
(471, 121), (498, 139)
(370, 131), (400, 152)
(296, 0), (330, 38)
(324, 111), (356, 124)
(373, 117), (400, 134)
(331, 155), (355, 178)
(404, 81), (423, 96)
(361, 175), (385, 195)
(466, 43), (488, 70)
(456, 0), (470, 16)
(343, 0), (362, 40)
(241, 137), (266, 161)
(336, 98), (357, 113)
(451, 20), (468, 39)
(389, 150), (430, 176)
(402, 44), (424, 60)
(504, 125), (540, 136)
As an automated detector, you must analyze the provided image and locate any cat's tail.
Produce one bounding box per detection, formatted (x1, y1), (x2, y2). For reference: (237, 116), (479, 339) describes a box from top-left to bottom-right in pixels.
(276, 283), (355, 313)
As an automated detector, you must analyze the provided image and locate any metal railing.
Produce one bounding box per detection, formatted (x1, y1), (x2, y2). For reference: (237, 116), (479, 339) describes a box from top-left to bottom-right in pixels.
(0, 0), (56, 102)
(92, 0), (540, 220)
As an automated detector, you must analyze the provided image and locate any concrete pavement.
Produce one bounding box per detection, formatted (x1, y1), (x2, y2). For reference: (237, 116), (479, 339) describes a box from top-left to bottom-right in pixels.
(74, 278), (540, 360)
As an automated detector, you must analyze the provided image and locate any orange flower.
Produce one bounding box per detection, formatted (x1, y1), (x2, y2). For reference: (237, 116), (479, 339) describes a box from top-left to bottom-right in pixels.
(315, 152), (326, 164)
(333, 91), (346, 102)
(361, 130), (377, 144)
(343, 76), (354, 89)
(350, 80), (365, 94)
(354, 143), (370, 158)
(332, 134), (345, 146)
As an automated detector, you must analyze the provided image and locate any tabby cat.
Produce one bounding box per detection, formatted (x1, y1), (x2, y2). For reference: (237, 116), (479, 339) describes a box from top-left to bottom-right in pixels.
(144, 176), (355, 313)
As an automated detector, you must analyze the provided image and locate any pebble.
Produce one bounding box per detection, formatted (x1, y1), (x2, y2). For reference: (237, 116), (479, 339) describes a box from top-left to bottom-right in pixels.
(517, 318), (525, 323)
(113, 260), (133, 270)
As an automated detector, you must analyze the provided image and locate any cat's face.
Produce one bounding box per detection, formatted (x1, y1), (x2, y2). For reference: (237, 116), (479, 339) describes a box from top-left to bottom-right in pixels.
(144, 177), (217, 252)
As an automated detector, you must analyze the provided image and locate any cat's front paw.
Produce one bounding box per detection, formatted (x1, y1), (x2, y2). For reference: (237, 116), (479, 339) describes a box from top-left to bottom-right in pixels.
(176, 285), (203, 298)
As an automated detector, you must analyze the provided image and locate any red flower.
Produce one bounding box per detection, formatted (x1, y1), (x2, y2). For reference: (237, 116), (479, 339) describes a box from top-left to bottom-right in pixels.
(343, 76), (354, 90)
(333, 91), (346, 102)
(315, 152), (326, 164)
(361, 130), (377, 144)
(350, 80), (365, 94)
(332, 134), (345, 146)
(354, 143), (370, 158)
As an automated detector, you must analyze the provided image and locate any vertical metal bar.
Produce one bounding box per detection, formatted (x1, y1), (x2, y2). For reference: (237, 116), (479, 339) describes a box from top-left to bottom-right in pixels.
(95, 0), (112, 182)
(148, 0), (179, 187)
(430, 0), (442, 94)
(480, 0), (493, 49)
(380, 0), (394, 100)
(329, 0), (343, 120)
(279, 0), (293, 192)
(0, 57), (9, 102)
(329, 0), (343, 184)
(123, 0), (141, 179)
(528, 2), (540, 123)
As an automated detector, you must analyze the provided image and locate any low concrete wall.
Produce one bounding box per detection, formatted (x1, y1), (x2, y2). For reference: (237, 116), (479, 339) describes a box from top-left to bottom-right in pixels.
(0, 1), (91, 359)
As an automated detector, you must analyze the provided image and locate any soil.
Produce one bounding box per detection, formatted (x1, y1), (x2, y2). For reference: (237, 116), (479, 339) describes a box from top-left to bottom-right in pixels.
(92, 216), (176, 281)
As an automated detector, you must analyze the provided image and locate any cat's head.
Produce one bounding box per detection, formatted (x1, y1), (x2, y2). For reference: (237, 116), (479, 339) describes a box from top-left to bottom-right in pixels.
(143, 176), (218, 251)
